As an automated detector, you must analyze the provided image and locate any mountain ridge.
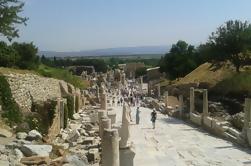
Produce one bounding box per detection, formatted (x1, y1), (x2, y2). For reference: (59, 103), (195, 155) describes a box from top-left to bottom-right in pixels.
(39, 45), (171, 57)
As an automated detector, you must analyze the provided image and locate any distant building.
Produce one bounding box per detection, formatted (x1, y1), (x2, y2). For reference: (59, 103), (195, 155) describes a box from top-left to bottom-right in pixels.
(124, 62), (145, 79)
(147, 67), (162, 81)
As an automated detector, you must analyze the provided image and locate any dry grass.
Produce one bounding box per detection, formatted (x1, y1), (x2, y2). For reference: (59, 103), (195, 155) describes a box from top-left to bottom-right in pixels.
(173, 62), (236, 87)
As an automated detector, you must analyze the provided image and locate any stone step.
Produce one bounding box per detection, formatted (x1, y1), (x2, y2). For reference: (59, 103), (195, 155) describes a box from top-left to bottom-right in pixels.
(227, 128), (241, 137)
(223, 132), (238, 142)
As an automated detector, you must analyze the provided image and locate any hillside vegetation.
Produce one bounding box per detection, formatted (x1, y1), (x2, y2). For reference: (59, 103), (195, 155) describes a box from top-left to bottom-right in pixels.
(0, 65), (89, 90)
(166, 61), (251, 99)
(36, 64), (89, 89)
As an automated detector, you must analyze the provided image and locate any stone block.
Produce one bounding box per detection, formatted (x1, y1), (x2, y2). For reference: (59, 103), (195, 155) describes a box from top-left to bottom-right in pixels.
(211, 119), (228, 135)
(20, 145), (52, 157)
(83, 137), (95, 145)
(66, 129), (80, 143)
(227, 128), (241, 137)
(190, 113), (202, 126)
(203, 116), (213, 128)
(87, 148), (100, 163)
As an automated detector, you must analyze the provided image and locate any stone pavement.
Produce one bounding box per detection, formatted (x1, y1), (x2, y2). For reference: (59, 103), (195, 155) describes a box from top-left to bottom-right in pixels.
(115, 106), (251, 166)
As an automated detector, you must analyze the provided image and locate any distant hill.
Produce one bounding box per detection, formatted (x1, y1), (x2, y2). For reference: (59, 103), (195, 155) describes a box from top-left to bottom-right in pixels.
(39, 45), (171, 57)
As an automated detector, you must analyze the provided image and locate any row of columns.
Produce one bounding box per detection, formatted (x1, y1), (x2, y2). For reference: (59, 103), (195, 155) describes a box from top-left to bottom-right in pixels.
(98, 90), (135, 165)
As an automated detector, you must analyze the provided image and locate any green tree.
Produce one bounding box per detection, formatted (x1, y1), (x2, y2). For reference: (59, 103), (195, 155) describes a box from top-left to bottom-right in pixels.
(207, 20), (251, 72)
(0, 0), (28, 41)
(0, 41), (19, 67)
(12, 42), (39, 69)
(135, 67), (147, 78)
(159, 40), (199, 79)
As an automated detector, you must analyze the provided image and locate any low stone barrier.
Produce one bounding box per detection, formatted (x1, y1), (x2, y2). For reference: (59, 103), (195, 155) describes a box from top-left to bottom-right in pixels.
(190, 113), (202, 126)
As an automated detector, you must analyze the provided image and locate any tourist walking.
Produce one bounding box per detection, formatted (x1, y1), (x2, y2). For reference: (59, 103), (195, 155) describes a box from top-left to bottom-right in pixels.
(151, 109), (157, 129)
(136, 107), (141, 124)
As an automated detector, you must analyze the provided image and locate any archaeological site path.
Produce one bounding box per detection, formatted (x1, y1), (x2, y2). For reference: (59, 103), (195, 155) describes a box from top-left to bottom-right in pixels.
(115, 106), (251, 166)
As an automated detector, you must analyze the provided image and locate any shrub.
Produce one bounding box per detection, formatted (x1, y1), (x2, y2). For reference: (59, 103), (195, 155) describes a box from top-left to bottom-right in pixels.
(47, 100), (57, 126)
(0, 75), (22, 126)
(64, 103), (68, 128)
(75, 95), (79, 113)
(66, 95), (74, 119)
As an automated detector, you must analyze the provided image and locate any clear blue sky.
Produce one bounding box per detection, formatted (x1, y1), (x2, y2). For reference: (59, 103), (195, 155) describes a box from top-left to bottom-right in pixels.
(14, 0), (251, 51)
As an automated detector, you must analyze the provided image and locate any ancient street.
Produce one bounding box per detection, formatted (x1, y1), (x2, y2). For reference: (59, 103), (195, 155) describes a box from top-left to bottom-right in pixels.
(115, 105), (251, 166)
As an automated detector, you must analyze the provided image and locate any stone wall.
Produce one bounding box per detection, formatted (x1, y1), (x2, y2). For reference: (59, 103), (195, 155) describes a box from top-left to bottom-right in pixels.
(4, 73), (66, 112)
(3, 72), (83, 142)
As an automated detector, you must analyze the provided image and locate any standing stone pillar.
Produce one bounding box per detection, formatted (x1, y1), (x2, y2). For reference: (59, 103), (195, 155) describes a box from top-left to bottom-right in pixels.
(165, 91), (168, 107)
(242, 98), (251, 138)
(120, 103), (131, 148)
(98, 110), (108, 137)
(100, 118), (111, 140)
(157, 84), (161, 98)
(148, 81), (151, 96)
(82, 95), (86, 110)
(202, 89), (208, 117)
(179, 95), (183, 118)
(121, 73), (126, 85)
(190, 87), (195, 115)
(108, 111), (117, 125)
(101, 93), (107, 110)
(139, 76), (143, 90)
(102, 129), (120, 166)
(58, 99), (65, 129)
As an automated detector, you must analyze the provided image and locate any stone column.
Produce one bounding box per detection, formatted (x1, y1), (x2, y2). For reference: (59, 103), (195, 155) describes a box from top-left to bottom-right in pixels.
(190, 87), (195, 115)
(120, 103), (131, 148)
(101, 93), (107, 110)
(242, 98), (251, 136)
(179, 95), (183, 118)
(157, 84), (161, 98)
(100, 118), (111, 140)
(82, 95), (86, 110)
(140, 76), (143, 91)
(108, 111), (117, 125)
(165, 91), (168, 107)
(58, 99), (65, 129)
(148, 81), (151, 96)
(98, 110), (108, 137)
(121, 73), (126, 85)
(202, 89), (208, 117)
(102, 129), (120, 166)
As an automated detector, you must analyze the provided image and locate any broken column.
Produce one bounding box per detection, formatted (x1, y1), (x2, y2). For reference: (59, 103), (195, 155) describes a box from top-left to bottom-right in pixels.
(100, 118), (111, 140)
(202, 89), (208, 117)
(98, 110), (107, 137)
(108, 111), (117, 125)
(120, 103), (131, 148)
(179, 95), (183, 118)
(100, 93), (107, 110)
(190, 87), (195, 116)
(102, 129), (120, 166)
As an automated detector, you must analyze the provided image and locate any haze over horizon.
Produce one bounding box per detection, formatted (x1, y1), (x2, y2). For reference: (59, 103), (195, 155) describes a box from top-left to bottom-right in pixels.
(13, 0), (251, 52)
